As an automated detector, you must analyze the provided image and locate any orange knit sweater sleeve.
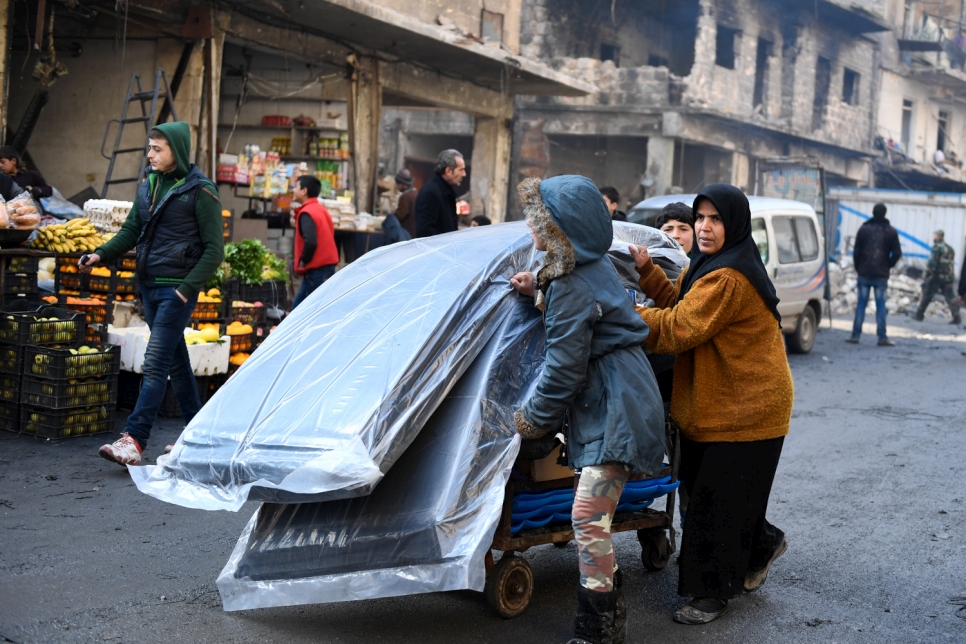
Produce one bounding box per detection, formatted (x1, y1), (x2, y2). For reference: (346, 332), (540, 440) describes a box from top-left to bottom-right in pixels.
(638, 272), (742, 354)
(636, 257), (678, 309)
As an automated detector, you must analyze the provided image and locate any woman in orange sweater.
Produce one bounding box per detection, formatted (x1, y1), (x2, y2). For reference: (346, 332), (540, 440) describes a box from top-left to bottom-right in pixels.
(631, 183), (794, 625)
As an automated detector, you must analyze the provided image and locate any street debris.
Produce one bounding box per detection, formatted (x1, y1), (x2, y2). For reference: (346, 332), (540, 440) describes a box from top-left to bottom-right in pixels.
(829, 257), (956, 319)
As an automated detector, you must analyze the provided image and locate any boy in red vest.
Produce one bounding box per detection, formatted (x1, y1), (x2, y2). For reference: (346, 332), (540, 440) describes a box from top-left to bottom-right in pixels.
(291, 175), (338, 309)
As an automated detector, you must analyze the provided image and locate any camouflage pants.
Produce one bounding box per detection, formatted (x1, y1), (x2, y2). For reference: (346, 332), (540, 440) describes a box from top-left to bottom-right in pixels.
(917, 281), (961, 320)
(572, 462), (630, 592)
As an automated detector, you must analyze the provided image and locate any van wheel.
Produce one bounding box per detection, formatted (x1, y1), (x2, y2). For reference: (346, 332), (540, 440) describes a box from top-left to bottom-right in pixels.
(788, 306), (816, 354)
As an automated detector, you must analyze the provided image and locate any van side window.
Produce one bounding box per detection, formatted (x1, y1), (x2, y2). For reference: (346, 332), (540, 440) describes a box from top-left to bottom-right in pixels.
(751, 218), (769, 263)
(793, 217), (819, 261)
(772, 216), (800, 264)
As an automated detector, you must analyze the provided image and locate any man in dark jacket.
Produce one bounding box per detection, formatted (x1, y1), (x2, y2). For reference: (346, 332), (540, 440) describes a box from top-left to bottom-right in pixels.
(847, 202), (902, 346)
(415, 149), (464, 237)
(599, 186), (627, 222)
(81, 122), (225, 465)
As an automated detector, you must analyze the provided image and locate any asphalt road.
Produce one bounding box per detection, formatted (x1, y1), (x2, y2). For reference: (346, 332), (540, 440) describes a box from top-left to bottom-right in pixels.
(1, 313), (965, 643)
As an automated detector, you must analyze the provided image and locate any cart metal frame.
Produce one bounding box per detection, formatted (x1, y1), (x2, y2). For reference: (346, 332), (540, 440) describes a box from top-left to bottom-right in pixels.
(483, 426), (680, 618)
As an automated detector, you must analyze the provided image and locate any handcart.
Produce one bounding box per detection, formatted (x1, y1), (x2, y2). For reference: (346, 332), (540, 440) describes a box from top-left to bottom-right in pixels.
(482, 425), (680, 618)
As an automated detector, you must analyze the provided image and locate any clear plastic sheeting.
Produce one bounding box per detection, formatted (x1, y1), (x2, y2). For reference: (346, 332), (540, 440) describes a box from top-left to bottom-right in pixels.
(131, 223), (539, 511)
(216, 298), (545, 610)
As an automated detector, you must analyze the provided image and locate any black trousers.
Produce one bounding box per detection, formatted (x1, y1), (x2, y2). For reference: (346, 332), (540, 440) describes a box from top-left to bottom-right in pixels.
(677, 434), (785, 601)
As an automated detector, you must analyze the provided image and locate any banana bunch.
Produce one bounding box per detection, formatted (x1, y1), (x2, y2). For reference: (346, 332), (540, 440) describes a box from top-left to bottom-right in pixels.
(28, 219), (110, 254)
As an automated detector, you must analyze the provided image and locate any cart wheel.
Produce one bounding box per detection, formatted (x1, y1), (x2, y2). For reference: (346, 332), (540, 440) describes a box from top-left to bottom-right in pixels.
(638, 528), (671, 571)
(484, 554), (534, 619)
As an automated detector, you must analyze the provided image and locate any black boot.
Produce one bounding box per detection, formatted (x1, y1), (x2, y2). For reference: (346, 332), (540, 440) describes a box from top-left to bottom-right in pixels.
(568, 586), (624, 644)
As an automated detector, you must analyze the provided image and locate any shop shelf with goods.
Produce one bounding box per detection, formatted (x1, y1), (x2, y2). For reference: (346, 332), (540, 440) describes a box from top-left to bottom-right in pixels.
(0, 306), (85, 347)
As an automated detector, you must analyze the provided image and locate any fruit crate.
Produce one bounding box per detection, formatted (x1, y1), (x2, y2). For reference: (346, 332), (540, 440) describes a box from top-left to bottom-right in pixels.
(118, 256), (137, 271)
(1, 373), (20, 403)
(84, 323), (109, 344)
(20, 404), (116, 439)
(5, 256), (39, 273)
(190, 319), (224, 331)
(0, 306), (85, 346)
(21, 375), (118, 410)
(24, 343), (120, 379)
(88, 270), (137, 294)
(55, 258), (87, 292)
(229, 332), (254, 353)
(0, 401), (19, 433)
(4, 272), (38, 295)
(191, 300), (223, 320)
(227, 278), (288, 310)
(0, 344), (24, 375)
(229, 304), (265, 325)
(64, 300), (108, 325)
(223, 213), (234, 243)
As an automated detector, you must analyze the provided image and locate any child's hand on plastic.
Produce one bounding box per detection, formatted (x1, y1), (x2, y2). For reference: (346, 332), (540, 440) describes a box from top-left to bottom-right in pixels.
(510, 271), (536, 297)
(629, 245), (650, 271)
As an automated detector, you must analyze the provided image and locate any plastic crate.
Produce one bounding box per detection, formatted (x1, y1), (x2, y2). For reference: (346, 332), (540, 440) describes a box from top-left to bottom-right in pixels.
(0, 401), (19, 433)
(84, 323), (109, 344)
(0, 306), (85, 346)
(64, 300), (108, 325)
(229, 304), (265, 325)
(24, 343), (120, 379)
(118, 256), (137, 270)
(228, 332), (254, 353)
(190, 319), (224, 331)
(21, 375), (118, 409)
(0, 344), (24, 375)
(88, 269), (137, 294)
(0, 373), (20, 403)
(20, 404), (116, 439)
(6, 256), (39, 273)
(4, 272), (38, 294)
(227, 279), (288, 310)
(158, 375), (220, 418)
(191, 300), (223, 320)
(55, 258), (87, 292)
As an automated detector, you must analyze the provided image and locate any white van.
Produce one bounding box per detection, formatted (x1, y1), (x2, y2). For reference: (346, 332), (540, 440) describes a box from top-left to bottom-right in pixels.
(627, 195), (826, 353)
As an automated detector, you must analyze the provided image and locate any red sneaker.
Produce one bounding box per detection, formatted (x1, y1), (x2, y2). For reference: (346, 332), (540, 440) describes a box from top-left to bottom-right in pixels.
(99, 433), (143, 466)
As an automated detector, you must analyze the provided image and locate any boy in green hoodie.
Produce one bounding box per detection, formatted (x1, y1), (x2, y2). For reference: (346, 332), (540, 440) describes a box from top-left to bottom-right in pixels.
(80, 122), (224, 466)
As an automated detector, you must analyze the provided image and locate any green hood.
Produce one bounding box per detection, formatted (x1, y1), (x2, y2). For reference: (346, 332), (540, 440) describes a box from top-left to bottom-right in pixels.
(154, 121), (192, 178)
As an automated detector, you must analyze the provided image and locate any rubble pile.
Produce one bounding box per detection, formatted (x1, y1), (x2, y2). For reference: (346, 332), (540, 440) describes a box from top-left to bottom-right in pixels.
(829, 257), (955, 319)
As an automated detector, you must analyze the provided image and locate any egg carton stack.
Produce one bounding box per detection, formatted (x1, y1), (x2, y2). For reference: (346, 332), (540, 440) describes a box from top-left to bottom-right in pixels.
(828, 257), (951, 318)
(321, 199), (356, 229)
(83, 199), (134, 235)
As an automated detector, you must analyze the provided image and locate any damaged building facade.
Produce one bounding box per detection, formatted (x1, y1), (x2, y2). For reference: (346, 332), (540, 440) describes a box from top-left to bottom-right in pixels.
(508, 0), (891, 216)
(0, 0), (588, 223)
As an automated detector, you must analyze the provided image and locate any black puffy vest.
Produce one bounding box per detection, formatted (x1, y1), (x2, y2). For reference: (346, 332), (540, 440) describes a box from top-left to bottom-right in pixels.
(135, 166), (215, 284)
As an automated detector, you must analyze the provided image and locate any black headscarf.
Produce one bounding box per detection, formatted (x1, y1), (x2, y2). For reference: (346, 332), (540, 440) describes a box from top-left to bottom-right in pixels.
(678, 184), (782, 324)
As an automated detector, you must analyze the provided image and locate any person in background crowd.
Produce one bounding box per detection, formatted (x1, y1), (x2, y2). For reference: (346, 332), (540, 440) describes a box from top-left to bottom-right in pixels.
(291, 175), (338, 310)
(914, 229), (961, 325)
(415, 149), (465, 237)
(654, 202), (695, 254)
(959, 240), (966, 355)
(393, 168), (418, 238)
(599, 186), (627, 222)
(469, 215), (491, 227)
(0, 172), (22, 201)
(0, 145), (52, 200)
(82, 122), (224, 466)
(511, 175), (666, 644)
(632, 184), (793, 625)
(847, 202), (902, 346)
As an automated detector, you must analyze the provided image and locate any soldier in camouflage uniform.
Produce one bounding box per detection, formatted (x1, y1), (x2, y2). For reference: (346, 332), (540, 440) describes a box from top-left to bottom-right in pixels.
(914, 230), (962, 324)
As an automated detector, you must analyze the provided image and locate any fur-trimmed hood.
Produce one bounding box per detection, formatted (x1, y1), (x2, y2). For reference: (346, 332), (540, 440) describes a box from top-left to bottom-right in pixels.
(517, 175), (614, 292)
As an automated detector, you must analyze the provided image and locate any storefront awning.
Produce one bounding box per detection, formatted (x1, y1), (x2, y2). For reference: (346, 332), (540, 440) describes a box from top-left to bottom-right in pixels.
(244, 0), (592, 97)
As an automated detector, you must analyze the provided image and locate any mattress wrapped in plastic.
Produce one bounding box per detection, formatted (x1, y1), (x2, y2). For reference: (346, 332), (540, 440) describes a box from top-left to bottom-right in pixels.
(131, 222), (688, 513)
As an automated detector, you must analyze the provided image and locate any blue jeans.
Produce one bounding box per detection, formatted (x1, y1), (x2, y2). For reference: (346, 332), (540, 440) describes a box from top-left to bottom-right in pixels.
(291, 265), (335, 310)
(124, 286), (201, 448)
(851, 276), (889, 340)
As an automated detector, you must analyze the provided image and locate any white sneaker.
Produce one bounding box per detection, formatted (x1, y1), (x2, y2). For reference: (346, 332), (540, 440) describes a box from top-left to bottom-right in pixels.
(98, 433), (143, 466)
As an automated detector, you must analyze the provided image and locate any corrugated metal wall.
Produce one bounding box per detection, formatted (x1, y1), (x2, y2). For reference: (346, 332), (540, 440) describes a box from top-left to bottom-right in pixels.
(829, 188), (966, 271)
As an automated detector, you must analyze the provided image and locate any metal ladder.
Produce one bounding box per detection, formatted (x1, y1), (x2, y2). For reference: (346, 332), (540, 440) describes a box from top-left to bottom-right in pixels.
(100, 68), (179, 197)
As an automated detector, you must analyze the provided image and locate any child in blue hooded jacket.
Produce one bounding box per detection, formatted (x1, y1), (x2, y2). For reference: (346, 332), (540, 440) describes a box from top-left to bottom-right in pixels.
(510, 175), (666, 644)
